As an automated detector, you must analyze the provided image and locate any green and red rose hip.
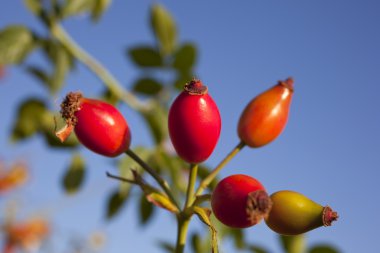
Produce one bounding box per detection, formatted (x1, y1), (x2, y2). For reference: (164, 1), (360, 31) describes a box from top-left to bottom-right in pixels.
(238, 78), (294, 147)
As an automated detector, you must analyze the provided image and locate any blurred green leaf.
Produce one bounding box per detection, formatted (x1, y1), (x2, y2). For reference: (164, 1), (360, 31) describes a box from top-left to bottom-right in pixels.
(62, 154), (86, 194)
(105, 188), (130, 219)
(279, 235), (305, 253)
(11, 98), (46, 141)
(230, 229), (245, 249)
(25, 66), (50, 89)
(24, 0), (42, 15)
(91, 0), (112, 21)
(190, 233), (202, 253)
(141, 103), (168, 144)
(0, 26), (35, 64)
(101, 88), (120, 105)
(42, 39), (75, 70)
(173, 43), (197, 73)
(173, 72), (193, 90)
(41, 40), (74, 93)
(157, 241), (175, 253)
(50, 45), (71, 93)
(150, 4), (177, 56)
(62, 0), (95, 17)
(133, 77), (163, 96)
(308, 245), (340, 253)
(128, 46), (163, 67)
(152, 148), (187, 194)
(139, 191), (155, 225)
(247, 245), (271, 253)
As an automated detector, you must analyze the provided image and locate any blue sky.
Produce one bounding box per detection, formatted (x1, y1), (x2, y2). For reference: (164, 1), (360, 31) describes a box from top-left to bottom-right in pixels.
(1, 1), (380, 252)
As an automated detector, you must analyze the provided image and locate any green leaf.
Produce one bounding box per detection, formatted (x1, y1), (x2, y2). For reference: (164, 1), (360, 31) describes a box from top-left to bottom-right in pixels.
(91, 0), (112, 21)
(279, 235), (305, 253)
(128, 46), (163, 67)
(133, 77), (163, 96)
(144, 191), (178, 213)
(62, 0), (95, 17)
(105, 188), (130, 219)
(141, 103), (168, 144)
(193, 207), (218, 253)
(42, 39), (75, 70)
(62, 154), (86, 194)
(247, 245), (271, 253)
(101, 88), (120, 105)
(308, 245), (340, 253)
(157, 241), (175, 253)
(173, 72), (194, 90)
(139, 191), (155, 225)
(150, 4), (177, 56)
(24, 0), (42, 15)
(152, 149), (187, 194)
(50, 46), (71, 93)
(191, 233), (202, 253)
(230, 229), (245, 249)
(0, 26), (35, 64)
(11, 98), (46, 141)
(25, 66), (50, 89)
(173, 43), (197, 73)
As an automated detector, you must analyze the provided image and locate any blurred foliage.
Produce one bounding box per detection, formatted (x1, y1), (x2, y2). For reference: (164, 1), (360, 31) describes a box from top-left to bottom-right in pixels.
(0, 1), (340, 253)
(62, 153), (86, 194)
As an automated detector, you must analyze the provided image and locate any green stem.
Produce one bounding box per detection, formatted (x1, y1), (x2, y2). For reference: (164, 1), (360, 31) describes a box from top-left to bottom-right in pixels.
(175, 216), (190, 253)
(124, 149), (180, 210)
(49, 23), (148, 112)
(194, 141), (246, 198)
(184, 164), (198, 208)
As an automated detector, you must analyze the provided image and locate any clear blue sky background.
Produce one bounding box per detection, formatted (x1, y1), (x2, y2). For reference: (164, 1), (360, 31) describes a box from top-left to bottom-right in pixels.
(1, 1), (380, 253)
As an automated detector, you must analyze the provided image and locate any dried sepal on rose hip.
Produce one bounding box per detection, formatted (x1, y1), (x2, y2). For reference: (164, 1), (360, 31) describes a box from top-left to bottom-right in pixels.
(56, 92), (131, 157)
(238, 78), (294, 147)
(168, 78), (221, 164)
(211, 174), (272, 228)
(265, 190), (338, 235)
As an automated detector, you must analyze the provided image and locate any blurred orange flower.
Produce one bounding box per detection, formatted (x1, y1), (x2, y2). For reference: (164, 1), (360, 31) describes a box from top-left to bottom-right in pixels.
(0, 162), (28, 194)
(4, 218), (50, 252)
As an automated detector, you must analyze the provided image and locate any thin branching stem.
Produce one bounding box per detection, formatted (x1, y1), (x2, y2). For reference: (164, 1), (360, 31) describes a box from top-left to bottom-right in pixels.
(124, 149), (180, 210)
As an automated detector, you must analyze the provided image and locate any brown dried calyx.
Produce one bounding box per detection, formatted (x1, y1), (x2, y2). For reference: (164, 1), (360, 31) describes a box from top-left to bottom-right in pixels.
(322, 206), (339, 226)
(278, 77), (294, 92)
(246, 190), (273, 225)
(184, 78), (208, 95)
(55, 92), (83, 142)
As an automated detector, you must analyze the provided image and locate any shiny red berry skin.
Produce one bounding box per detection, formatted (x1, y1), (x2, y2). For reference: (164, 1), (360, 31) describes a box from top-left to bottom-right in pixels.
(211, 174), (272, 228)
(238, 78), (294, 148)
(168, 79), (221, 164)
(57, 92), (131, 157)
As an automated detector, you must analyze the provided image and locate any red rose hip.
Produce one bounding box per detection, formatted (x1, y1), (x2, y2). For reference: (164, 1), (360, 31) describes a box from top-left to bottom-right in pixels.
(56, 92), (131, 157)
(168, 79), (221, 164)
(211, 174), (272, 228)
